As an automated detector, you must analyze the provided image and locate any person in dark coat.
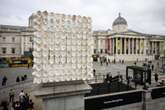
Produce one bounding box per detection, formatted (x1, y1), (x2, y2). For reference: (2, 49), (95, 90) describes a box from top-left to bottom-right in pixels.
(1, 100), (9, 110)
(151, 64), (154, 71)
(93, 69), (96, 77)
(28, 100), (34, 110)
(16, 76), (20, 83)
(154, 73), (159, 83)
(9, 89), (15, 103)
(2, 76), (7, 86)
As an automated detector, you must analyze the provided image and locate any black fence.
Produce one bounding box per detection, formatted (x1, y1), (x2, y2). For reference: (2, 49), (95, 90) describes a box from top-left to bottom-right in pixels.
(85, 90), (142, 110)
(151, 86), (165, 99)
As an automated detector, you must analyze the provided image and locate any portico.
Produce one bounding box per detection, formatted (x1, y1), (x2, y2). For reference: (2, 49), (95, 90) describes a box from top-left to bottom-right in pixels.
(93, 13), (165, 61)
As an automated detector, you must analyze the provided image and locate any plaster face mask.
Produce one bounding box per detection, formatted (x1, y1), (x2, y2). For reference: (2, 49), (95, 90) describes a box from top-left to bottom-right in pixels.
(31, 11), (93, 83)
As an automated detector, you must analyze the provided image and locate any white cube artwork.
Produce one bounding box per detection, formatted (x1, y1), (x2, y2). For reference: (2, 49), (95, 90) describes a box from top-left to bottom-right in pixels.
(30, 11), (94, 84)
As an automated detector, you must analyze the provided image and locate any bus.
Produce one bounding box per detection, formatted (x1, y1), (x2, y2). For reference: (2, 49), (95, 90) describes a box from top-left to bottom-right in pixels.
(9, 57), (33, 67)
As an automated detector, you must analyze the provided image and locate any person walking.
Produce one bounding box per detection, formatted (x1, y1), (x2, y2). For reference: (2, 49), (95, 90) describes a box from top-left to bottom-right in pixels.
(28, 100), (34, 110)
(9, 89), (15, 103)
(151, 64), (154, 71)
(154, 73), (159, 83)
(2, 76), (7, 86)
(19, 90), (25, 103)
(16, 76), (20, 83)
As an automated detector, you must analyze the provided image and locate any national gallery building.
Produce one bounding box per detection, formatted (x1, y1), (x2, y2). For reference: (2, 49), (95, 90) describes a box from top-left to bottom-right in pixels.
(93, 13), (165, 61)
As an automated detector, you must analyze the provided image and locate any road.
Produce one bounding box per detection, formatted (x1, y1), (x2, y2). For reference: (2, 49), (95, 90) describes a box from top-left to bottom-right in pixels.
(0, 60), (164, 110)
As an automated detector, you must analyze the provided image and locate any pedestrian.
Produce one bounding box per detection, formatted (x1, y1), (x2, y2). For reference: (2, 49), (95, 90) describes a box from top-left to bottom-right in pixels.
(28, 63), (29, 68)
(100, 60), (103, 66)
(105, 74), (110, 83)
(2, 76), (7, 86)
(19, 90), (25, 103)
(119, 74), (123, 83)
(152, 64), (154, 71)
(13, 101), (20, 110)
(24, 75), (27, 80)
(93, 69), (96, 77)
(154, 73), (159, 83)
(127, 76), (131, 87)
(122, 60), (124, 64)
(108, 73), (112, 83)
(134, 62), (136, 65)
(1, 100), (9, 110)
(21, 76), (24, 81)
(106, 61), (108, 66)
(24, 93), (30, 110)
(114, 59), (116, 64)
(9, 89), (15, 103)
(20, 96), (27, 110)
(16, 76), (20, 83)
(28, 100), (34, 110)
(108, 59), (110, 64)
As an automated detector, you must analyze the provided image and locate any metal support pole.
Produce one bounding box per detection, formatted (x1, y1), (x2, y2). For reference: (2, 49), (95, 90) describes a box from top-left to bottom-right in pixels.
(142, 90), (146, 110)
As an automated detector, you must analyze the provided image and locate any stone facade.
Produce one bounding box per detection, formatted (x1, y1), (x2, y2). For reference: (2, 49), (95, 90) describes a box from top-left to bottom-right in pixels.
(0, 25), (34, 57)
(93, 13), (165, 61)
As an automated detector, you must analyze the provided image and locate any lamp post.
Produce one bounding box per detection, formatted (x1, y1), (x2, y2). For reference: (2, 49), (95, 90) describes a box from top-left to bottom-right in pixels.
(142, 65), (148, 110)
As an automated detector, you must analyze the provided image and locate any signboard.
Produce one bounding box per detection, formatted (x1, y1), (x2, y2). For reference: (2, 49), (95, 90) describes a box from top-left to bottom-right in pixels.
(151, 86), (165, 99)
(85, 91), (142, 110)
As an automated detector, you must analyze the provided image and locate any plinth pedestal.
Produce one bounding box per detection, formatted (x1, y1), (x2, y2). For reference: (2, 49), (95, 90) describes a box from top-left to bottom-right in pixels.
(33, 81), (91, 110)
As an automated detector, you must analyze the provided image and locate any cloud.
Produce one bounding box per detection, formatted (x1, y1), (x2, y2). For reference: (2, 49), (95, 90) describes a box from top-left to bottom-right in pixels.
(0, 0), (165, 35)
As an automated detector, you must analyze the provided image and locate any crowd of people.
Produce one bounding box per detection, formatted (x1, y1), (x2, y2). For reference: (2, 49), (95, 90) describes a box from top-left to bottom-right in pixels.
(0, 89), (34, 110)
(1, 75), (28, 86)
(99, 57), (125, 66)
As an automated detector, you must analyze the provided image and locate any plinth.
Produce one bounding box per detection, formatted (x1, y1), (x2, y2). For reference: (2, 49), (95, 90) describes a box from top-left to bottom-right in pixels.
(33, 80), (91, 110)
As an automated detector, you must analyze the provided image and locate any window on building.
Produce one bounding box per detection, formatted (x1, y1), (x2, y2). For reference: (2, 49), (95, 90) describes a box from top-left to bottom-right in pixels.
(141, 50), (144, 54)
(29, 37), (32, 42)
(94, 49), (97, 54)
(126, 49), (128, 54)
(11, 48), (15, 54)
(2, 48), (6, 54)
(12, 37), (15, 42)
(118, 50), (120, 54)
(2, 37), (6, 41)
(130, 48), (132, 54)
(100, 49), (103, 53)
(29, 48), (32, 52)
(146, 50), (148, 55)
(105, 49), (107, 53)
(50, 18), (54, 23)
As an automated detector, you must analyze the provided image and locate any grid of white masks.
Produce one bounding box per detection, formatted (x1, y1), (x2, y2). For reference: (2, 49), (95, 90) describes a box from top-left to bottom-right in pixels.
(30, 11), (94, 84)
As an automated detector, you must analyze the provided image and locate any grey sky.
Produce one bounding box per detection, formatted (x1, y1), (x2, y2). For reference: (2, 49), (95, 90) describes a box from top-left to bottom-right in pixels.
(0, 0), (165, 35)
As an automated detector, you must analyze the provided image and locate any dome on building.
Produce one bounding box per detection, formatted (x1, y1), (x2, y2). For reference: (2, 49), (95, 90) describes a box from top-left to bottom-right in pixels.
(112, 13), (127, 26)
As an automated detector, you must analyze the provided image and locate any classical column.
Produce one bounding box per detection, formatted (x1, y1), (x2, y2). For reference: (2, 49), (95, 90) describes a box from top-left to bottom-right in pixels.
(128, 38), (130, 54)
(152, 41), (154, 54)
(132, 38), (134, 54)
(21, 35), (24, 55)
(112, 38), (116, 54)
(124, 38), (127, 54)
(109, 38), (111, 53)
(105, 38), (108, 53)
(138, 38), (140, 54)
(115, 38), (118, 55)
(136, 38), (138, 54)
(111, 38), (113, 54)
(154, 41), (156, 54)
